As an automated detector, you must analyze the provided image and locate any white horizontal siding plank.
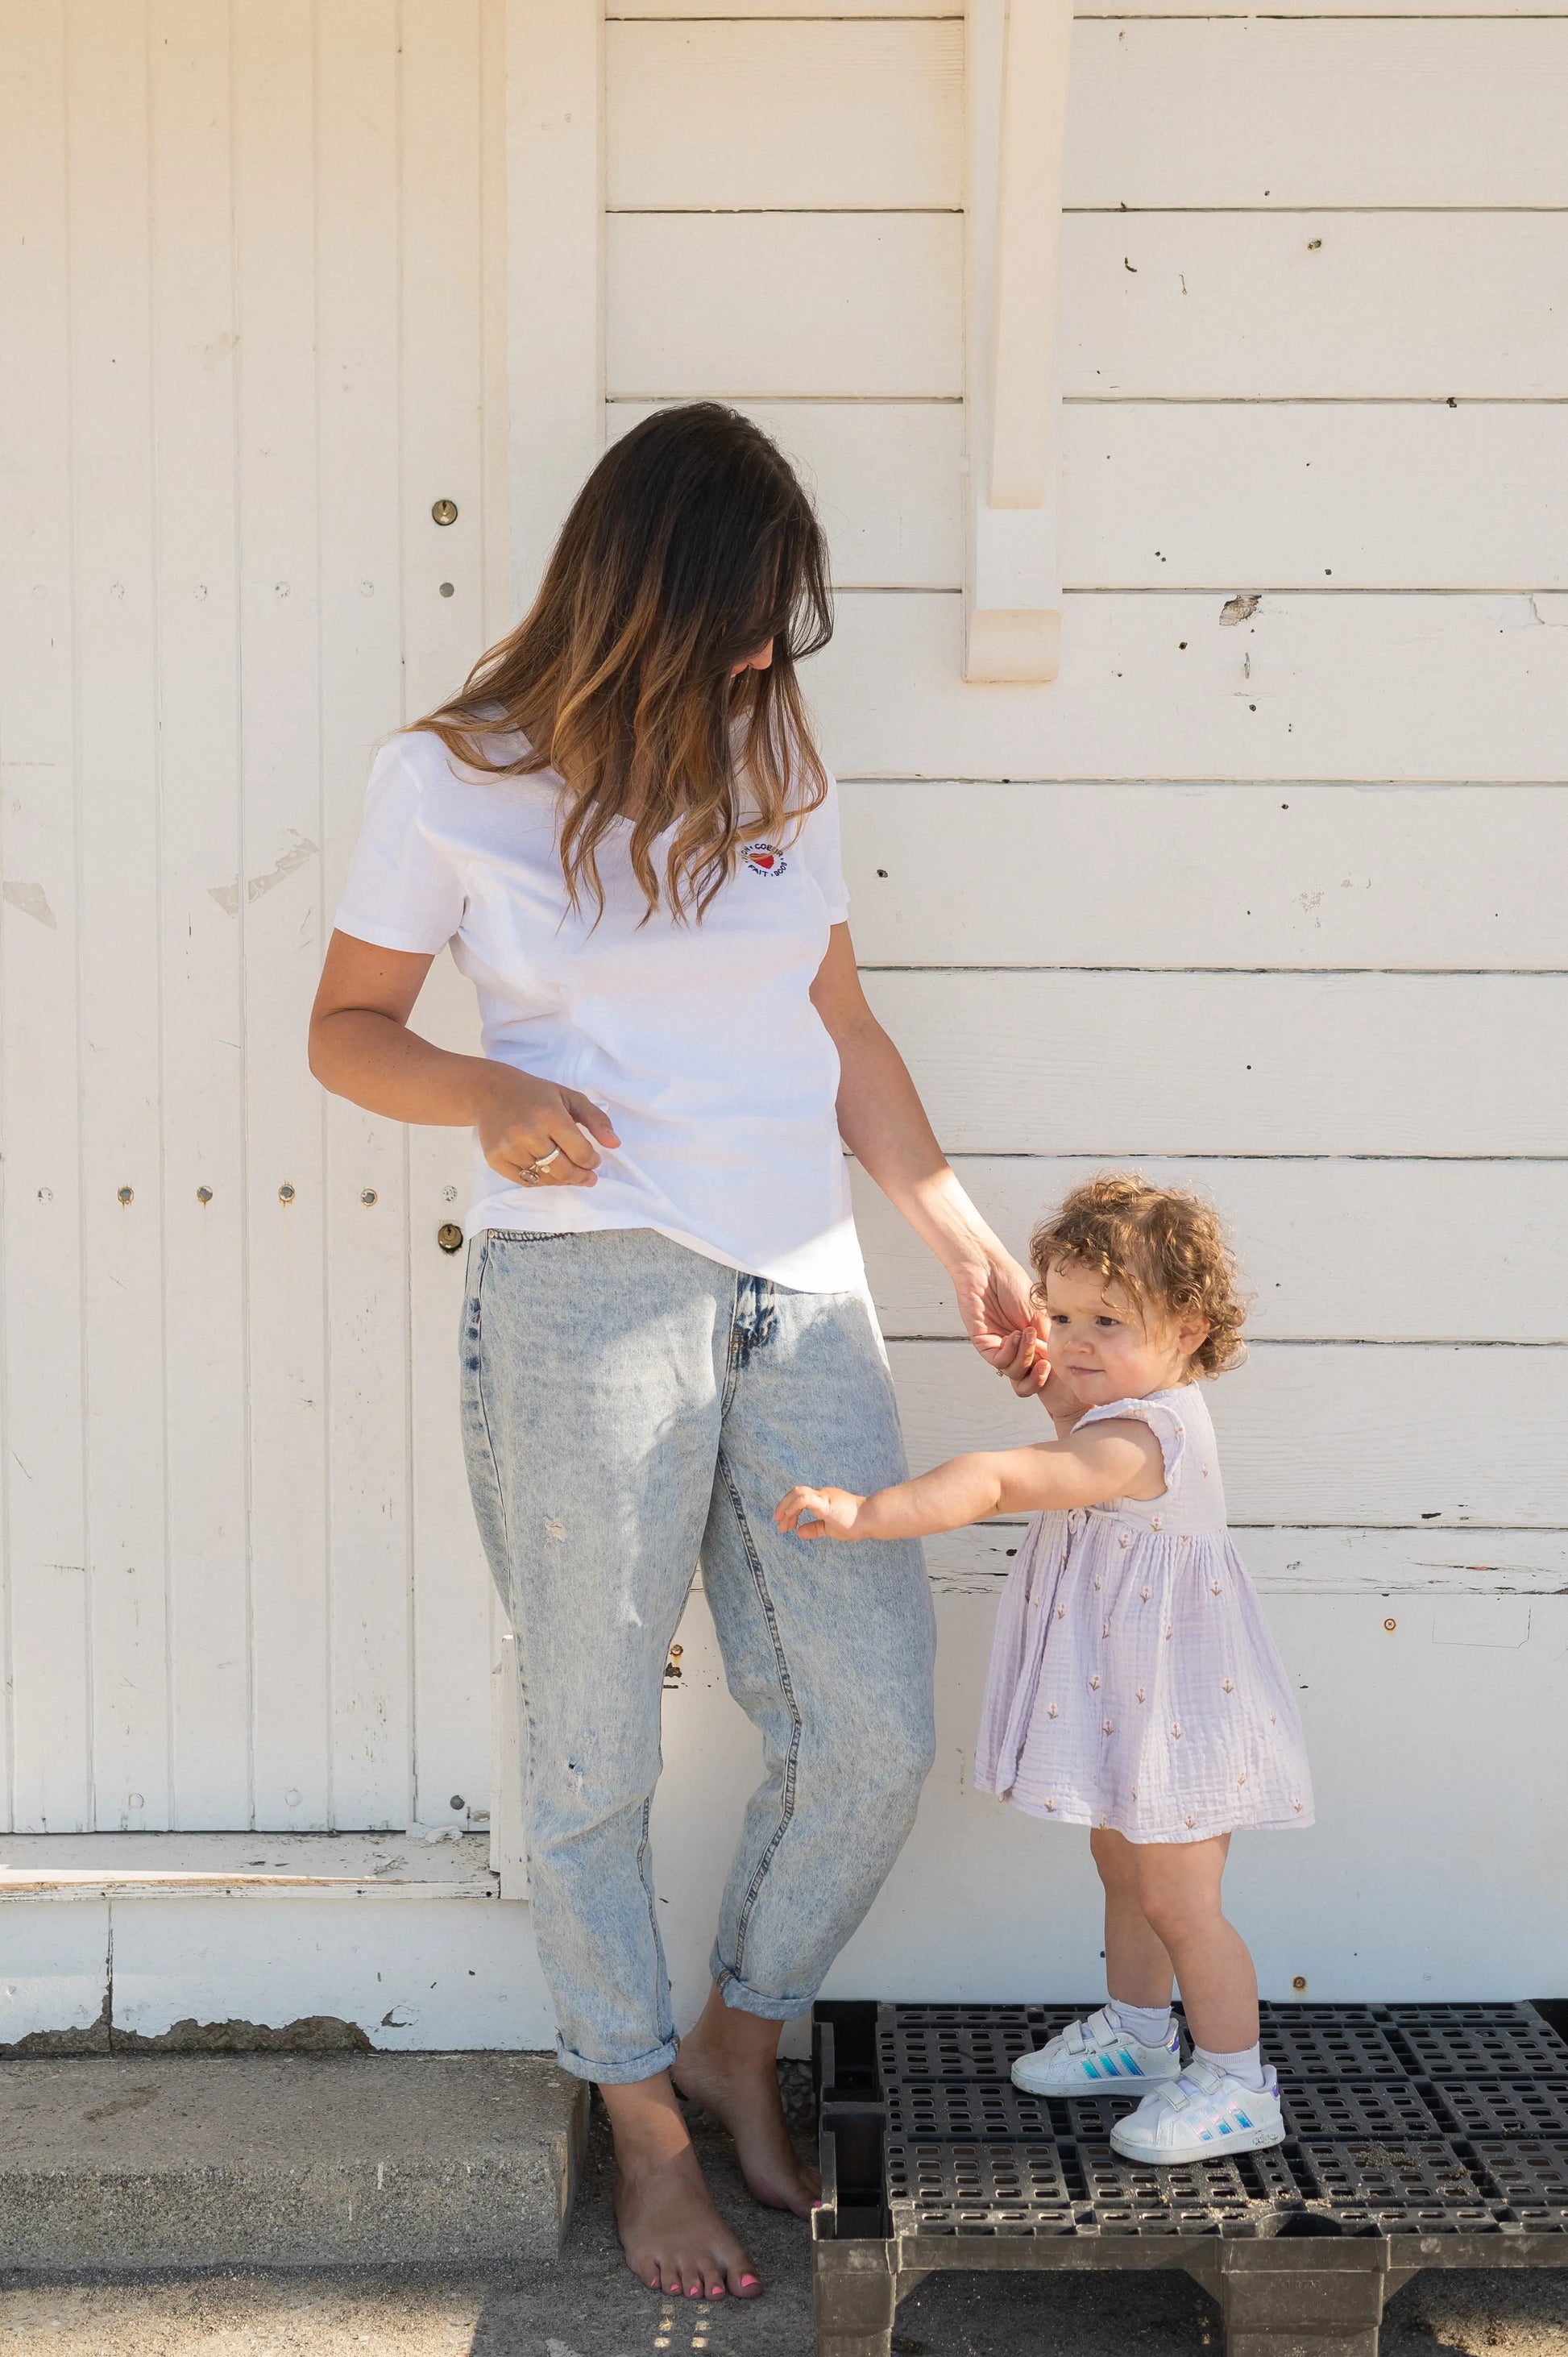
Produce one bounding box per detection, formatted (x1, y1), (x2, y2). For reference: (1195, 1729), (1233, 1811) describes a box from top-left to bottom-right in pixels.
(605, 23), (962, 211)
(612, 0), (1568, 15)
(840, 783), (1566, 970)
(616, 213), (1568, 405)
(620, 403), (1568, 595)
(861, 971), (1567, 1156)
(318, 0), (410, 1832)
(845, 1591), (1568, 2005)
(0, 0), (92, 1833)
(853, 1160), (1568, 1343)
(149, 0), (251, 1827)
(811, 592), (1568, 783)
(886, 1340), (1568, 1525)
(1062, 214), (1568, 401)
(68, 0), (172, 1832)
(1062, 405), (1568, 593)
(920, 1525), (1568, 1598)
(234, 0), (331, 1830)
(606, 214), (962, 399)
(612, 0), (957, 15)
(604, 23), (1568, 213)
(1077, 0), (1568, 15)
(609, 401), (961, 589)
(1067, 23), (1568, 210)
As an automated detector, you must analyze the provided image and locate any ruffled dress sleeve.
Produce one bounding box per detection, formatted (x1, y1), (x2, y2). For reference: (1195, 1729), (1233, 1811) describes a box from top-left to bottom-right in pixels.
(1071, 1394), (1186, 1504)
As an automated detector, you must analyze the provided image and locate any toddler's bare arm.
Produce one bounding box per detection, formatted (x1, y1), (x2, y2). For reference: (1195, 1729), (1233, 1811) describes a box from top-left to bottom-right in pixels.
(775, 1420), (1164, 1542)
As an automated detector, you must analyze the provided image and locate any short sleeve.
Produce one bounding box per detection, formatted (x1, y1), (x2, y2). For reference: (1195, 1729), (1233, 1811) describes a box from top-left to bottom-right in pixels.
(1072, 1396), (1185, 1501)
(333, 739), (466, 955)
(792, 771), (850, 924)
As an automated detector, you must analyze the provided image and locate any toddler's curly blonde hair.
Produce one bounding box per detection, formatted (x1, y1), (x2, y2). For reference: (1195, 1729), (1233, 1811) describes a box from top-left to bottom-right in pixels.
(1029, 1174), (1247, 1380)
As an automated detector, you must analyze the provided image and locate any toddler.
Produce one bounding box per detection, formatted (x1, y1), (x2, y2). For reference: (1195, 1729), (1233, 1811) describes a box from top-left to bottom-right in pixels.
(775, 1175), (1313, 2164)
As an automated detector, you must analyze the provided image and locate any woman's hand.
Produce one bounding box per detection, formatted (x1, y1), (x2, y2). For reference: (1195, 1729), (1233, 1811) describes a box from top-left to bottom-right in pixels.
(476, 1066), (620, 1189)
(308, 934), (623, 1188)
(992, 1328), (1048, 1400)
(953, 1255), (1049, 1386)
(775, 1484), (867, 1541)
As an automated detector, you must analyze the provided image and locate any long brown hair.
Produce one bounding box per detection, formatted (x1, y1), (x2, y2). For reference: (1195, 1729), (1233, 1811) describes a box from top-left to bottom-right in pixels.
(415, 404), (833, 920)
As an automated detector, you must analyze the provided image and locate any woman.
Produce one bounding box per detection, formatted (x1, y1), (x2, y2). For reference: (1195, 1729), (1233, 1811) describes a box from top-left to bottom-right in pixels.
(309, 405), (1039, 2301)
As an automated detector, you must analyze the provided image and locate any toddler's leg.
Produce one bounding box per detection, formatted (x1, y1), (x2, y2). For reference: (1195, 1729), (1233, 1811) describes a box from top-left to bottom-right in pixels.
(1131, 1834), (1262, 2068)
(1091, 1828), (1176, 2018)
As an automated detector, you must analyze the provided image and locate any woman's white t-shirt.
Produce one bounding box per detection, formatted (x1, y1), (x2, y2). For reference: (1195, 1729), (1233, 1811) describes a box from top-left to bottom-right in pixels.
(333, 729), (864, 1293)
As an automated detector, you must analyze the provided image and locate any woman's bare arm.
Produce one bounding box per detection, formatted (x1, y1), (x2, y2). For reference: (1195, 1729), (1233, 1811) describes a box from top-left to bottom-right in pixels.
(309, 931), (618, 1188)
(810, 923), (1046, 1374)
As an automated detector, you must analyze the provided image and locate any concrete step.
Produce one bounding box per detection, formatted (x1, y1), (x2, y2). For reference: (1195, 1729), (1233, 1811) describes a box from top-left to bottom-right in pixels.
(0, 2053), (588, 2271)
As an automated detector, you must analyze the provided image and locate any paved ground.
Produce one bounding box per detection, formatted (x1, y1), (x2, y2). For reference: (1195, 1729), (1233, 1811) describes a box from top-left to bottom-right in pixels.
(5, 2104), (1568, 2355)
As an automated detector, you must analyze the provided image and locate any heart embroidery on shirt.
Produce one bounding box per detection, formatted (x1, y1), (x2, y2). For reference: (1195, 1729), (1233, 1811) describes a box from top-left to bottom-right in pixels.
(744, 843), (786, 878)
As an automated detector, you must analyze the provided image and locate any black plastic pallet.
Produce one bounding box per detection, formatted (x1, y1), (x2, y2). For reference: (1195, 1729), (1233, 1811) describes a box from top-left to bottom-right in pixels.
(812, 1999), (1568, 2355)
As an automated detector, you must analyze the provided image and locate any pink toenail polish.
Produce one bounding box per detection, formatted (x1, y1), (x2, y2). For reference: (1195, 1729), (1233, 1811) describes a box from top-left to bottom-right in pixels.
(741, 2275), (760, 2287)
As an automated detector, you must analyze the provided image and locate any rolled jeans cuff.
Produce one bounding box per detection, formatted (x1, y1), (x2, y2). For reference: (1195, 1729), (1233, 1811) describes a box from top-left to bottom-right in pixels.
(711, 1954), (815, 2024)
(557, 2033), (678, 2085)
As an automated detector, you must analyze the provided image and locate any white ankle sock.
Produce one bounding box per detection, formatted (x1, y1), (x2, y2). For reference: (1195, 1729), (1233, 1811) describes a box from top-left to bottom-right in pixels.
(1193, 2040), (1269, 2091)
(1105, 1997), (1174, 2047)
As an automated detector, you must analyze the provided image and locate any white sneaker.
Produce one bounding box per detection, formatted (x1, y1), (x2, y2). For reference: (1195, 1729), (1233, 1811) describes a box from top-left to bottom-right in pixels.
(1011, 2006), (1182, 2096)
(1109, 2058), (1285, 2163)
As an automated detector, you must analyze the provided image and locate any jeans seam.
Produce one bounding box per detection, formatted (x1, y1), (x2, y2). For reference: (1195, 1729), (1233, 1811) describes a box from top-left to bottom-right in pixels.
(634, 1794), (669, 2042)
(716, 1450), (803, 1981)
(720, 1272), (745, 1415)
(468, 1238), (512, 1568)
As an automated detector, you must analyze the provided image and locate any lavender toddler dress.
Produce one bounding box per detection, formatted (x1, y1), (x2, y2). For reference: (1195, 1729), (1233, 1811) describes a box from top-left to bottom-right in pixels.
(974, 1385), (1313, 1843)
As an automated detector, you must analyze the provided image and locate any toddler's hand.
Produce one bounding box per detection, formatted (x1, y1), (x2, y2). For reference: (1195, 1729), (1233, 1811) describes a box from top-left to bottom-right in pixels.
(1039, 1362), (1085, 1425)
(775, 1484), (866, 1540)
(993, 1329), (1050, 1399)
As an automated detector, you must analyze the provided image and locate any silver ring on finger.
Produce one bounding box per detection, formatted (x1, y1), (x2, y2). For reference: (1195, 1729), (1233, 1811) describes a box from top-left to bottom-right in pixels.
(521, 1146), (561, 1187)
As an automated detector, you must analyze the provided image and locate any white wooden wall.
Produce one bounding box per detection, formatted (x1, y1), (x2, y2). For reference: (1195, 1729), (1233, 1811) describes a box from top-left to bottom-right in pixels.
(603, 0), (1568, 2001)
(4, 0), (1566, 2009)
(0, 0), (504, 1835)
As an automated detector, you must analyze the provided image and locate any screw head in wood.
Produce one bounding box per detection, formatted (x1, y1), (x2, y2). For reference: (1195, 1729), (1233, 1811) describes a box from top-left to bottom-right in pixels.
(118, 1185), (134, 1205)
(431, 499), (458, 525)
(197, 1185), (214, 1204)
(438, 1222), (464, 1253)
(361, 1187), (378, 1205)
(1384, 1618), (1397, 1633)
(279, 1183), (296, 1203)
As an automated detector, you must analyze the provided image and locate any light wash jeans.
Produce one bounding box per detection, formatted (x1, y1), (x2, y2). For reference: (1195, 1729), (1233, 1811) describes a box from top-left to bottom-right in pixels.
(460, 1226), (936, 2084)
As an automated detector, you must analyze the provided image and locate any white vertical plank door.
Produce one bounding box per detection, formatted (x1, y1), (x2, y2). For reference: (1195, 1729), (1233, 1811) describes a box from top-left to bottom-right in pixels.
(151, 0), (251, 1830)
(68, 0), (172, 1833)
(317, 0), (412, 1832)
(0, 0), (503, 1834)
(0, 0), (92, 1832)
(234, 0), (334, 1829)
(400, 0), (502, 1832)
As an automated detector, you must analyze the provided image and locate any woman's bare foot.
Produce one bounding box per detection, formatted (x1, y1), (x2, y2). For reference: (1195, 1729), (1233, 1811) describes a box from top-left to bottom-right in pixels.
(600, 2073), (762, 2299)
(671, 1984), (823, 2218)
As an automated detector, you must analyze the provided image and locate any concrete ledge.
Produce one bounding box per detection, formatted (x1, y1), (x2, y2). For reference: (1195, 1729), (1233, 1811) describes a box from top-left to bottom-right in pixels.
(0, 2054), (588, 2271)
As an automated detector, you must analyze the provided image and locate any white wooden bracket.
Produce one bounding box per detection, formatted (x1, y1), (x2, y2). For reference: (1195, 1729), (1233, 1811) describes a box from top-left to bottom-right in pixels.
(964, 0), (1075, 683)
